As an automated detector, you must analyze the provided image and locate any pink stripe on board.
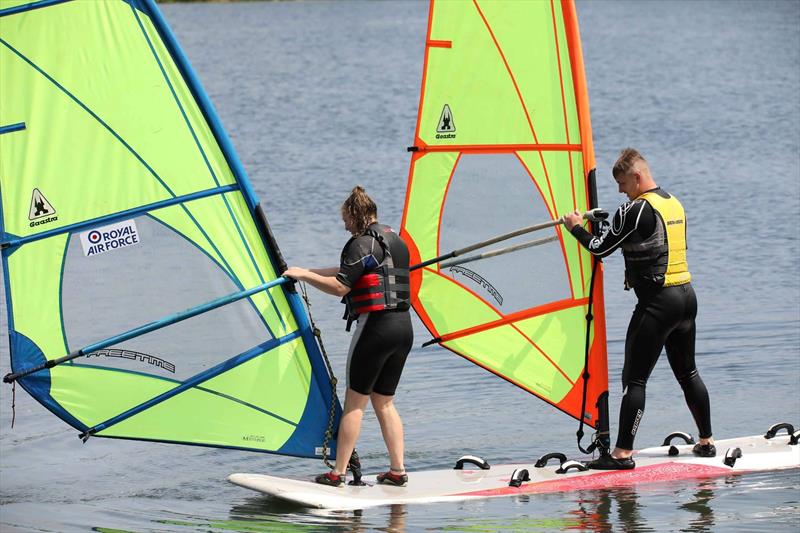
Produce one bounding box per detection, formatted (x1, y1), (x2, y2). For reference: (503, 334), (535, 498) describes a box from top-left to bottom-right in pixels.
(456, 462), (732, 497)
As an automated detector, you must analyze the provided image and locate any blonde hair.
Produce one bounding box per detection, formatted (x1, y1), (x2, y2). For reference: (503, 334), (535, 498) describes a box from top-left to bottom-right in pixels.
(341, 186), (377, 235)
(612, 148), (647, 178)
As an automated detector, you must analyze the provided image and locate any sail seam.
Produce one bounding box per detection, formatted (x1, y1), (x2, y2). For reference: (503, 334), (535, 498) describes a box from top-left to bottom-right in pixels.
(86, 331), (303, 436)
(144, 214), (276, 338)
(447, 344), (586, 424)
(412, 0), (438, 145)
(130, 6), (224, 191)
(435, 153), (463, 260)
(549, 1), (587, 294)
(129, 5), (281, 328)
(194, 385), (298, 428)
(132, 1), (285, 331)
(508, 321), (575, 386)
(470, 1), (563, 297)
(423, 264), (584, 382)
(471, 0), (536, 142)
(143, 0), (337, 449)
(0, 38), (177, 196)
(438, 296), (589, 343)
(515, 155), (575, 299)
(0, 34), (246, 299)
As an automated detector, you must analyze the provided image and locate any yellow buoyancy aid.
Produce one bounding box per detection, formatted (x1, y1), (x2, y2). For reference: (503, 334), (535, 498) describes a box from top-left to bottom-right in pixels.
(637, 190), (691, 287)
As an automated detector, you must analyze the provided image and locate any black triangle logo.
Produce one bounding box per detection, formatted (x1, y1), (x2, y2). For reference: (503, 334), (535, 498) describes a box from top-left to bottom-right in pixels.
(29, 188), (56, 220)
(437, 104), (456, 133)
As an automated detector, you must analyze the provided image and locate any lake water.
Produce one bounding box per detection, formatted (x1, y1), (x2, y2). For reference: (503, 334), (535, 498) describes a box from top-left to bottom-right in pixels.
(1, 0), (799, 531)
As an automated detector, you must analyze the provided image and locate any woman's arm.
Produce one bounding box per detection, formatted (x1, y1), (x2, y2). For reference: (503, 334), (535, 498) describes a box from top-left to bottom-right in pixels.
(309, 267), (340, 277)
(283, 267), (350, 297)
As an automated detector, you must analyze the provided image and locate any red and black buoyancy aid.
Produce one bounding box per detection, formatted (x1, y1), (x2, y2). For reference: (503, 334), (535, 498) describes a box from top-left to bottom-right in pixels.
(343, 225), (410, 329)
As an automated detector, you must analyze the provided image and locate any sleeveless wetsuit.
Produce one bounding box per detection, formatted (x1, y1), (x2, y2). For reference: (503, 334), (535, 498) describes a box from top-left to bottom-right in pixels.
(337, 223), (413, 396)
(570, 188), (712, 450)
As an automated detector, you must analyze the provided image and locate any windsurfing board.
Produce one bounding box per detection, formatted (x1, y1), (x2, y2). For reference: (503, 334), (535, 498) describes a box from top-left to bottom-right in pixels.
(228, 434), (799, 509)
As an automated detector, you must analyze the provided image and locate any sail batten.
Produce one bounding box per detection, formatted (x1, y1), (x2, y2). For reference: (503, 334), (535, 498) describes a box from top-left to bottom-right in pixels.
(1, 185), (242, 250)
(412, 143), (583, 153)
(436, 296), (589, 344)
(402, 0), (608, 426)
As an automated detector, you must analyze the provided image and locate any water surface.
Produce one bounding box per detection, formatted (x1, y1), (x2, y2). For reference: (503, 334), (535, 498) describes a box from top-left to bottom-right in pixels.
(1, 1), (799, 531)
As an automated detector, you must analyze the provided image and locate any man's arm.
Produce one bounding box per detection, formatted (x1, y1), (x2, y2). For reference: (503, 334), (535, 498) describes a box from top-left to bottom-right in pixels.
(563, 201), (647, 257)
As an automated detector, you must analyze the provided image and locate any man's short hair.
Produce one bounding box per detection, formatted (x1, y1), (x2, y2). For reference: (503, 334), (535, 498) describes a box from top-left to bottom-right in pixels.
(612, 148), (647, 178)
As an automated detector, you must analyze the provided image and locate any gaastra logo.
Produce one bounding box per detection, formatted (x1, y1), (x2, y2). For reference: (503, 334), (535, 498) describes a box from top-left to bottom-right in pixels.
(79, 219), (140, 257)
(29, 188), (58, 227)
(436, 104), (456, 139)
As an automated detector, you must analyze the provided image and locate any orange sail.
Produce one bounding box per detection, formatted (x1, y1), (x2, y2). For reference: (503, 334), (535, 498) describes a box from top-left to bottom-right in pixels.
(401, 0), (608, 429)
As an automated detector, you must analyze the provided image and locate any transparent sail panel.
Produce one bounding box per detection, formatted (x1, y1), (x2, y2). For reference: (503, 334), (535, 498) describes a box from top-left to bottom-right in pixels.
(438, 154), (569, 314)
(61, 214), (270, 376)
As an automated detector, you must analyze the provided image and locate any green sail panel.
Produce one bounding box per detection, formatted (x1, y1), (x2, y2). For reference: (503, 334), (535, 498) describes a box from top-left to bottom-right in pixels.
(0, 0), (340, 457)
(401, 0), (608, 426)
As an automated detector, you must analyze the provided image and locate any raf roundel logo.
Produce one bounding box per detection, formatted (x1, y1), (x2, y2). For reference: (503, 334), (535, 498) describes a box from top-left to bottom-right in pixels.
(79, 220), (141, 257)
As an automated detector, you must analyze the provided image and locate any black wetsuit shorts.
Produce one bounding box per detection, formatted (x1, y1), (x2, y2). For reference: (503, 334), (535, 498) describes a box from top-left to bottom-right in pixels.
(347, 310), (413, 396)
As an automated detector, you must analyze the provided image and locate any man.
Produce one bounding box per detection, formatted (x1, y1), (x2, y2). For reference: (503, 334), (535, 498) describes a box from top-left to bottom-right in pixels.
(563, 148), (714, 469)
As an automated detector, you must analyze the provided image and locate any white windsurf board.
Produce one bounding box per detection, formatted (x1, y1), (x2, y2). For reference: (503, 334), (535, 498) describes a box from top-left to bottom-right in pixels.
(228, 433), (799, 509)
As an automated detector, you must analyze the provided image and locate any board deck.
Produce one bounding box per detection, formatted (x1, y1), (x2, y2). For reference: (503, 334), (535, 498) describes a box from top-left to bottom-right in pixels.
(228, 434), (799, 509)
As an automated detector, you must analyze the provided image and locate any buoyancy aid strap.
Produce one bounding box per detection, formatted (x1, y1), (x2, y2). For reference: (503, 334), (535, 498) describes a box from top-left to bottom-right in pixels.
(638, 191), (691, 286)
(623, 244), (668, 259)
(351, 273), (383, 291)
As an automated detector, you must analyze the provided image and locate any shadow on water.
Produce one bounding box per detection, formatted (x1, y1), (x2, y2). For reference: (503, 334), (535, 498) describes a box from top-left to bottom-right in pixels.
(225, 497), (407, 532)
(81, 471), (799, 532)
(568, 479), (727, 533)
(678, 481), (716, 533)
(215, 484), (717, 533)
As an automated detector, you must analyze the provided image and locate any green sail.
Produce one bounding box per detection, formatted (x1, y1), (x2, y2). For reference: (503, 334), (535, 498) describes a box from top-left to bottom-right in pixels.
(0, 0), (340, 457)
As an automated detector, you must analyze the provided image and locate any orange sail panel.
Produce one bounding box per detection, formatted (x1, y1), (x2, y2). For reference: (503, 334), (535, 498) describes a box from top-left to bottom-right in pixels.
(401, 0), (608, 426)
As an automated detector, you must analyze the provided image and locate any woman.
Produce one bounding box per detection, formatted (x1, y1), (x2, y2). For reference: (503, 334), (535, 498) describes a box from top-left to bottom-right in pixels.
(283, 186), (413, 486)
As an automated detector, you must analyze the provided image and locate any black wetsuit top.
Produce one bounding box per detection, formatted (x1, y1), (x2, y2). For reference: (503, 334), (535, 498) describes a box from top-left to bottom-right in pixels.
(337, 223), (413, 396)
(571, 190), (663, 290)
(570, 189), (712, 449)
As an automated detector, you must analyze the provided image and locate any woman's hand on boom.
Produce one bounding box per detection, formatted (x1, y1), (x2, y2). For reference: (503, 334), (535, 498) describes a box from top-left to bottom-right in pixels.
(283, 266), (308, 282)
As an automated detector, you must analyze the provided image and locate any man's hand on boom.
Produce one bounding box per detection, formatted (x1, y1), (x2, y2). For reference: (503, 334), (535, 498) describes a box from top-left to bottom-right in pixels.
(562, 209), (583, 231)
